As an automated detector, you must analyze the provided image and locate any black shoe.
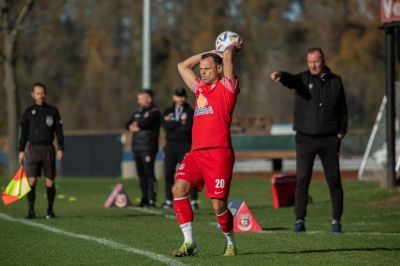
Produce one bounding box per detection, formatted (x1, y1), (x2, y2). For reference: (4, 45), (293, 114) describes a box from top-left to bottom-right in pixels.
(46, 211), (56, 219)
(191, 201), (199, 210)
(25, 211), (35, 219)
(332, 221), (341, 233)
(160, 201), (173, 209)
(148, 200), (155, 208)
(138, 199), (149, 208)
(293, 221), (305, 233)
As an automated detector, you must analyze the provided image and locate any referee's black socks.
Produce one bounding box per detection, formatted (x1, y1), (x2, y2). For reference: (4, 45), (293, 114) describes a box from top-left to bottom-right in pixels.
(47, 186), (56, 212)
(27, 185), (36, 212)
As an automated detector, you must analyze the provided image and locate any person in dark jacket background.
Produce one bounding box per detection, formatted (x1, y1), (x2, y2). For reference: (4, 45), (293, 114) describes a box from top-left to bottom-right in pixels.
(125, 89), (161, 208)
(19, 82), (64, 219)
(160, 88), (198, 210)
(270, 47), (348, 233)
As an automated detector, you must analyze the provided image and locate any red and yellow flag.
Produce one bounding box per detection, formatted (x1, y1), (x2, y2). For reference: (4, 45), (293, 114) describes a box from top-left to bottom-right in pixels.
(2, 166), (31, 205)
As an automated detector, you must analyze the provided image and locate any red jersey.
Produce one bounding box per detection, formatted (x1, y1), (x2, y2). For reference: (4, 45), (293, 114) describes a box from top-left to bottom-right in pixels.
(190, 75), (240, 150)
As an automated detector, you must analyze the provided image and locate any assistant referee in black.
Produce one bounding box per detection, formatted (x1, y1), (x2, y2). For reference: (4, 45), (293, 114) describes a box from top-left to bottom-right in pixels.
(160, 88), (198, 210)
(125, 89), (161, 208)
(18, 82), (64, 219)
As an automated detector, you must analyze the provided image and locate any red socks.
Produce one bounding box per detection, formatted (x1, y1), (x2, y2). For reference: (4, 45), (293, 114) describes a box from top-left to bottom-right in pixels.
(174, 197), (195, 244)
(174, 197), (193, 225)
(174, 198), (235, 246)
(217, 209), (233, 233)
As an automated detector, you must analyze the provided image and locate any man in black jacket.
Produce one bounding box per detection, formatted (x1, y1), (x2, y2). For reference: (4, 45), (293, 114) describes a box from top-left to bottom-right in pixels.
(160, 88), (198, 210)
(125, 89), (161, 208)
(271, 47), (348, 233)
(19, 82), (64, 219)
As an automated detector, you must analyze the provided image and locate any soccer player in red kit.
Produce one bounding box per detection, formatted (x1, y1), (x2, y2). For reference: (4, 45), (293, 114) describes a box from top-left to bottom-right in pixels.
(172, 41), (242, 257)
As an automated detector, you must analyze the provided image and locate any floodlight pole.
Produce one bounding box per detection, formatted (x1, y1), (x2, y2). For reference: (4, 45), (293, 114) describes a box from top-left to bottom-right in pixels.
(385, 26), (396, 189)
(142, 0), (151, 89)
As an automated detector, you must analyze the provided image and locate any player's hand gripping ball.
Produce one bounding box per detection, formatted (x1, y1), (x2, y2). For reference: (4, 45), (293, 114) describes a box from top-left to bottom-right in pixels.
(215, 31), (242, 56)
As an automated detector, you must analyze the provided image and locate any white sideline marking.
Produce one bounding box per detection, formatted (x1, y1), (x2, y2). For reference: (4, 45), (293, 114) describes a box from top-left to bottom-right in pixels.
(130, 208), (400, 237)
(259, 230), (400, 236)
(343, 232), (400, 236)
(0, 212), (188, 266)
(130, 207), (177, 220)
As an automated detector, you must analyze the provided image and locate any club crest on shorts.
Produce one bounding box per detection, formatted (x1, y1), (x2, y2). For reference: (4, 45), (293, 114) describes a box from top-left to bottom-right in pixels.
(145, 155), (151, 162)
(46, 116), (54, 126)
(237, 213), (252, 231)
(115, 193), (128, 208)
(178, 163), (185, 170)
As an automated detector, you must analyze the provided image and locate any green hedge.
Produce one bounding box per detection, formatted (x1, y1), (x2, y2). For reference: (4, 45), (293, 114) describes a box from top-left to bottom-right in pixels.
(231, 134), (369, 155)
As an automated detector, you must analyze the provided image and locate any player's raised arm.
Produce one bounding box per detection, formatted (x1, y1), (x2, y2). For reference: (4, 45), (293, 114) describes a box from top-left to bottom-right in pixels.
(222, 40), (242, 79)
(178, 51), (213, 89)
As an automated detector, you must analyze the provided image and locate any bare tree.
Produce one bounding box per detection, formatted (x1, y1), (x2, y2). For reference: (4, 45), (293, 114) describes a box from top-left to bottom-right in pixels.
(1, 0), (34, 174)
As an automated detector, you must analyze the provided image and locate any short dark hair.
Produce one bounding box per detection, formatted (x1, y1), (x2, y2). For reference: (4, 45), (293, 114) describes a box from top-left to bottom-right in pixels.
(201, 53), (222, 66)
(138, 88), (153, 98)
(174, 87), (187, 97)
(32, 82), (47, 93)
(307, 47), (325, 58)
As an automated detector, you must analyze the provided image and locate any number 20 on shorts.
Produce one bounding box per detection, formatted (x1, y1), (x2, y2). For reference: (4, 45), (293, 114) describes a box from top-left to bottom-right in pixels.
(215, 179), (225, 188)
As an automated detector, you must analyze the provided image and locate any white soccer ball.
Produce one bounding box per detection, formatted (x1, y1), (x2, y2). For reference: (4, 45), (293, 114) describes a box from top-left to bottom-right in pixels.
(215, 31), (242, 55)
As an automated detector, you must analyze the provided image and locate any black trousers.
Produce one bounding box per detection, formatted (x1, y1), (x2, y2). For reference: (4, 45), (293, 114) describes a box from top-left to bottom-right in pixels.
(295, 133), (343, 221)
(134, 151), (157, 203)
(164, 141), (198, 202)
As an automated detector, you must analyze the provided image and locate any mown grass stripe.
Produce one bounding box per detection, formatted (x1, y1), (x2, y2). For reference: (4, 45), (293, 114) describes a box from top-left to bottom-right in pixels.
(0, 212), (188, 266)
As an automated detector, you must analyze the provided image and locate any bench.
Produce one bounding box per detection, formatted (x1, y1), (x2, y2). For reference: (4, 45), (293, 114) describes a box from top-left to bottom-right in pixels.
(234, 150), (296, 171)
(234, 150), (296, 159)
(232, 135), (296, 171)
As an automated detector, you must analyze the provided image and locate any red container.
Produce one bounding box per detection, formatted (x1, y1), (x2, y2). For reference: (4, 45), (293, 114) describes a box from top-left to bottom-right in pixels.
(271, 173), (297, 208)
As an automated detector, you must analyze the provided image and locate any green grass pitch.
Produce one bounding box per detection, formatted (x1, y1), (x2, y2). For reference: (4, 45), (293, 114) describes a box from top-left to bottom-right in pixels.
(0, 176), (399, 266)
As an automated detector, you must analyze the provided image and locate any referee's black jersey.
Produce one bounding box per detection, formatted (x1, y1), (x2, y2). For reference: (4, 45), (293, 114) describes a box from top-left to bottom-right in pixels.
(18, 103), (64, 152)
(162, 103), (194, 143)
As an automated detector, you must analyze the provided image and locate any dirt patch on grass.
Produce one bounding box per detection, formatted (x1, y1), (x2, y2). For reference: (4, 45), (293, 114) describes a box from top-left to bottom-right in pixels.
(233, 171), (359, 181)
(366, 193), (400, 208)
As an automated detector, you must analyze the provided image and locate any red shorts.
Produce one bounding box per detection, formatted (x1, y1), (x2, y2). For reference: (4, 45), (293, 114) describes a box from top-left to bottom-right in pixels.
(175, 148), (235, 199)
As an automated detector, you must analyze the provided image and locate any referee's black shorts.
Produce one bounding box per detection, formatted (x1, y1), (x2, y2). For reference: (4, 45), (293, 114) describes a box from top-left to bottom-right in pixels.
(25, 144), (56, 178)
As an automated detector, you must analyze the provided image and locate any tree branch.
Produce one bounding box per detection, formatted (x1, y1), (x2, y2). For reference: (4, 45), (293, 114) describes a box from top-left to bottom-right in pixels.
(0, 0), (9, 34)
(0, 1), (4, 27)
(11, 0), (34, 38)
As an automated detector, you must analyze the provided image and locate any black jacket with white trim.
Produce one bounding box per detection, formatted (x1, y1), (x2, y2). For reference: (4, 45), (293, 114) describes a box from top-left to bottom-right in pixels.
(280, 67), (348, 137)
(162, 102), (194, 143)
(125, 104), (161, 153)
